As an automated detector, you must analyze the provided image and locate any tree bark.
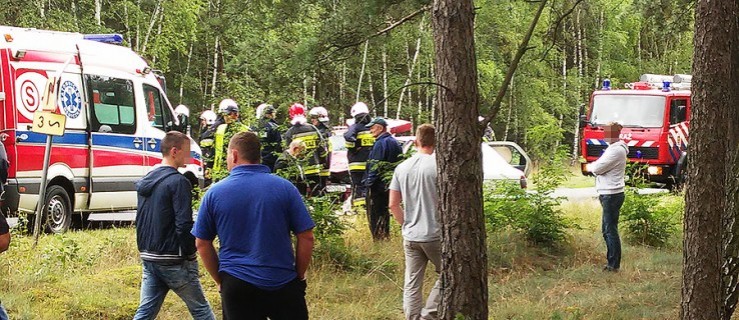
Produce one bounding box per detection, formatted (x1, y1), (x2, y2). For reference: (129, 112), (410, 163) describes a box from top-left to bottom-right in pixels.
(682, 0), (738, 318)
(397, 17), (425, 119)
(210, 36), (219, 99)
(95, 0), (102, 25)
(356, 40), (370, 103)
(431, 0), (487, 319)
(383, 44), (389, 117)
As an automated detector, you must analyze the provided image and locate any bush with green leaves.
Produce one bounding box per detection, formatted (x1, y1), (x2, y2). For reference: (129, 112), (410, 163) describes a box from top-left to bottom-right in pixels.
(484, 153), (573, 247)
(303, 194), (347, 242)
(618, 163), (682, 247)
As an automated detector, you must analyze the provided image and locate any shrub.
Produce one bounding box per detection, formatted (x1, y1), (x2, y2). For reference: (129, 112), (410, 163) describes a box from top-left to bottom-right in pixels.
(303, 194), (347, 242)
(620, 190), (682, 247)
(484, 154), (573, 247)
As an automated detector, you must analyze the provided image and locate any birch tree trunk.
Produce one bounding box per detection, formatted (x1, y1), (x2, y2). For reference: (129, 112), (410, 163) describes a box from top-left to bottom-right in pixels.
(210, 36), (220, 99)
(95, 0), (102, 25)
(383, 44), (389, 117)
(356, 40), (370, 103)
(397, 16), (425, 119)
(180, 40), (195, 104)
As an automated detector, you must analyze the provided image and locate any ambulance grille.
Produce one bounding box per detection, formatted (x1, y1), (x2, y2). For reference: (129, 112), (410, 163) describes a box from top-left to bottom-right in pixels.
(587, 145), (659, 160)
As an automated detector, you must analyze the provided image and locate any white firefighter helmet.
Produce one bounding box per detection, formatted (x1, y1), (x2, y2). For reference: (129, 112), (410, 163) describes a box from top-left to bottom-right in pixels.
(256, 103), (276, 119)
(218, 98), (239, 114)
(309, 106), (329, 123)
(350, 102), (369, 117)
(174, 104), (190, 117)
(200, 110), (217, 125)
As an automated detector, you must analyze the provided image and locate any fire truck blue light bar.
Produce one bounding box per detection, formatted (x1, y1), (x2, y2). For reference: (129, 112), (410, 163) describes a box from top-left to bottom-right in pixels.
(83, 34), (124, 45)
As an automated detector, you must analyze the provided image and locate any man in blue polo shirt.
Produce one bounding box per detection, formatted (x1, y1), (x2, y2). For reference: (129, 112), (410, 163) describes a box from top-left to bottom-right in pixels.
(193, 131), (315, 320)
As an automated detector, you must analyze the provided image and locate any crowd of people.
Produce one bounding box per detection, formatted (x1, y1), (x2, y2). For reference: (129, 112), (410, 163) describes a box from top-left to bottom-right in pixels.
(0, 95), (628, 319)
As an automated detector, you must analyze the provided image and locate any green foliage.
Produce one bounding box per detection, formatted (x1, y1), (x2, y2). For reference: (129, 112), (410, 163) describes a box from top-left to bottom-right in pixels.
(484, 153), (574, 246)
(304, 194), (347, 242)
(620, 189), (682, 247)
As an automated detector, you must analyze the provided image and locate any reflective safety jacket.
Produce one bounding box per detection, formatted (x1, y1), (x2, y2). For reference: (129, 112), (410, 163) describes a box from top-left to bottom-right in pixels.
(253, 118), (282, 167)
(344, 114), (374, 172)
(284, 123), (325, 176)
(315, 122), (332, 177)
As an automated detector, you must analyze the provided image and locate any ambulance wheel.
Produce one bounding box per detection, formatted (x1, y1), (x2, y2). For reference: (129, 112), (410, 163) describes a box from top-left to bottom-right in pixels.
(44, 185), (72, 234)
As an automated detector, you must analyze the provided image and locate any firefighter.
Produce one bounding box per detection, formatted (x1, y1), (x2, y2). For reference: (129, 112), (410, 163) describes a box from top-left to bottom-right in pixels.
(309, 106), (331, 189)
(199, 99), (243, 184)
(344, 102), (374, 209)
(275, 140), (309, 195)
(284, 103), (325, 196)
(254, 103), (282, 172)
(198, 110), (217, 141)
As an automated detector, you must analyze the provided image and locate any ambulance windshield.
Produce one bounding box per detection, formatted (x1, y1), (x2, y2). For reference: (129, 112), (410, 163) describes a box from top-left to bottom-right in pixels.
(590, 95), (665, 128)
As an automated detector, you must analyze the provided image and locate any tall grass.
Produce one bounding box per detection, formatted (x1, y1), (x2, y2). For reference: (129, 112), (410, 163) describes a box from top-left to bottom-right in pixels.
(0, 199), (682, 319)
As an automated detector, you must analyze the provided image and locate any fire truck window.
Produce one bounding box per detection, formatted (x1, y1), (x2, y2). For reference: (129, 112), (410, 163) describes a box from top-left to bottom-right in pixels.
(670, 99), (688, 124)
(86, 75), (136, 134)
(143, 84), (172, 131)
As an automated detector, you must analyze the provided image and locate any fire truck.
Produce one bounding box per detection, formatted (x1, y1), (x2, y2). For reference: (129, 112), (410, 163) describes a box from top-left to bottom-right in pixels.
(0, 26), (203, 233)
(580, 74), (691, 187)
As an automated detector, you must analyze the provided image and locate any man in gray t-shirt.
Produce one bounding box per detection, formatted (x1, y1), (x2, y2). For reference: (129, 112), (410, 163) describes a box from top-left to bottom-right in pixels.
(389, 124), (440, 320)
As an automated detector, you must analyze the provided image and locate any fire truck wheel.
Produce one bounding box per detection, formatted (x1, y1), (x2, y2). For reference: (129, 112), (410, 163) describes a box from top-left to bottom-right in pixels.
(44, 185), (72, 234)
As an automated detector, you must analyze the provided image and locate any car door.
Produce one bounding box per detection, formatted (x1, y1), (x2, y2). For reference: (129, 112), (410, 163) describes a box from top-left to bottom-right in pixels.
(86, 74), (144, 210)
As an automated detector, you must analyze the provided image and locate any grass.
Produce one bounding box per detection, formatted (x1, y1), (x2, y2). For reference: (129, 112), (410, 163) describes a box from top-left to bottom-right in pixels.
(0, 199), (682, 319)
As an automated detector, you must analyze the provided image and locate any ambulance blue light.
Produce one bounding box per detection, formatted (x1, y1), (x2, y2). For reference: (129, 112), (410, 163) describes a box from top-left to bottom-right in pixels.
(83, 34), (124, 45)
(662, 81), (671, 92)
(602, 79), (611, 91)
(636, 150), (643, 159)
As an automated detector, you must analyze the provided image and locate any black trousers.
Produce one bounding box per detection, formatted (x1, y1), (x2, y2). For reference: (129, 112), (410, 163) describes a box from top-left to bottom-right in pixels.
(366, 184), (390, 240)
(349, 170), (367, 205)
(220, 272), (308, 320)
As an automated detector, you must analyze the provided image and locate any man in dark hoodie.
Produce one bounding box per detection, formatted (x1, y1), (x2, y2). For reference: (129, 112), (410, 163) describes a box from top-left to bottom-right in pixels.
(134, 131), (215, 320)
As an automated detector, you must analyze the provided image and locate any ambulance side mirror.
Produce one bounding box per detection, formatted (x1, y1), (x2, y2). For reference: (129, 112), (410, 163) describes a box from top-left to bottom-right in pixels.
(175, 114), (189, 134)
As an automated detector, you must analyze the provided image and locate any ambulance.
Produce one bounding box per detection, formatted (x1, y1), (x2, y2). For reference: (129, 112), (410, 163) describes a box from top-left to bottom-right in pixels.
(0, 26), (203, 233)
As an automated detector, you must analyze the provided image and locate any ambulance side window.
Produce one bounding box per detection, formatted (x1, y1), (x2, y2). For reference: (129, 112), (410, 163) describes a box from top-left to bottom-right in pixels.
(144, 84), (172, 131)
(669, 99), (688, 124)
(86, 75), (136, 134)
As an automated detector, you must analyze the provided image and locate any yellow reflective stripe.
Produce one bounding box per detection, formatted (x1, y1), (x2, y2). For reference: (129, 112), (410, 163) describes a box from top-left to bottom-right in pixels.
(352, 198), (366, 206)
(293, 134), (318, 150)
(357, 131), (375, 147)
(199, 139), (214, 147)
(349, 162), (366, 171)
(345, 141), (356, 148)
(319, 170), (330, 177)
(304, 168), (321, 175)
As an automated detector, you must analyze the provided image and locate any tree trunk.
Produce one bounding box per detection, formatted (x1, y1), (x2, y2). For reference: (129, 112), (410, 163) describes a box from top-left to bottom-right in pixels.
(356, 40), (370, 103)
(141, 0), (163, 53)
(368, 71), (377, 110)
(180, 40), (195, 104)
(431, 0), (487, 319)
(397, 17), (425, 119)
(95, 0), (102, 25)
(383, 43), (389, 117)
(210, 36), (219, 99)
(682, 0), (738, 318)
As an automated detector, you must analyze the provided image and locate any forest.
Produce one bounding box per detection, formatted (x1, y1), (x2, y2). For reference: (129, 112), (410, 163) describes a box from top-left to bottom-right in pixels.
(0, 0), (695, 161)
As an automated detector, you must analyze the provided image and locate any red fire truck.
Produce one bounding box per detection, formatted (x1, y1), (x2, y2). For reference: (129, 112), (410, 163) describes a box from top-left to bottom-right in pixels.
(580, 74), (691, 187)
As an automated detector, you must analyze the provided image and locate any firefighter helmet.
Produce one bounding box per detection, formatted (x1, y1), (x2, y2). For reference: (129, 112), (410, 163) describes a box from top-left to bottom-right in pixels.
(174, 104), (190, 117)
(309, 106), (329, 123)
(200, 110), (217, 125)
(218, 99), (239, 114)
(289, 103), (307, 119)
(350, 102), (369, 117)
(256, 103), (276, 118)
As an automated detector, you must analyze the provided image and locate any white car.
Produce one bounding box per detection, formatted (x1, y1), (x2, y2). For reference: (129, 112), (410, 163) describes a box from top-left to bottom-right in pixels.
(396, 137), (529, 188)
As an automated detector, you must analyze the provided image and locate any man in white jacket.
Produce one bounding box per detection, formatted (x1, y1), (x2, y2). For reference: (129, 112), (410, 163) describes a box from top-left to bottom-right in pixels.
(590, 122), (628, 272)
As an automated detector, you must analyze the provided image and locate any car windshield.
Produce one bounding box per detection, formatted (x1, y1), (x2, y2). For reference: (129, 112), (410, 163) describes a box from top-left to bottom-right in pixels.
(590, 95), (666, 128)
(329, 135), (347, 151)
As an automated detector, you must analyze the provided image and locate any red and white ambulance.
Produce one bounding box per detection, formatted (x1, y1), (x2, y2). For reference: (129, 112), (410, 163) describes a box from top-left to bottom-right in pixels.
(0, 26), (203, 233)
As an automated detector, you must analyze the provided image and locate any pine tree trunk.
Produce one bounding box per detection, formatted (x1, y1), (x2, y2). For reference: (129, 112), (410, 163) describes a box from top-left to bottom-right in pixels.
(682, 0), (738, 318)
(431, 0), (487, 318)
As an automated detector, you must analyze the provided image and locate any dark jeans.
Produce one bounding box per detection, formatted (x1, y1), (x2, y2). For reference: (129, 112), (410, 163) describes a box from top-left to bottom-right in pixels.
(367, 183), (390, 240)
(599, 192), (624, 270)
(220, 272), (308, 320)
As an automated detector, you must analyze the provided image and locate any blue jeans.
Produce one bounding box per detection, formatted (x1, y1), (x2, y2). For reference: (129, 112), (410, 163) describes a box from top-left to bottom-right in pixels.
(600, 192), (624, 270)
(133, 260), (215, 320)
(0, 302), (7, 320)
